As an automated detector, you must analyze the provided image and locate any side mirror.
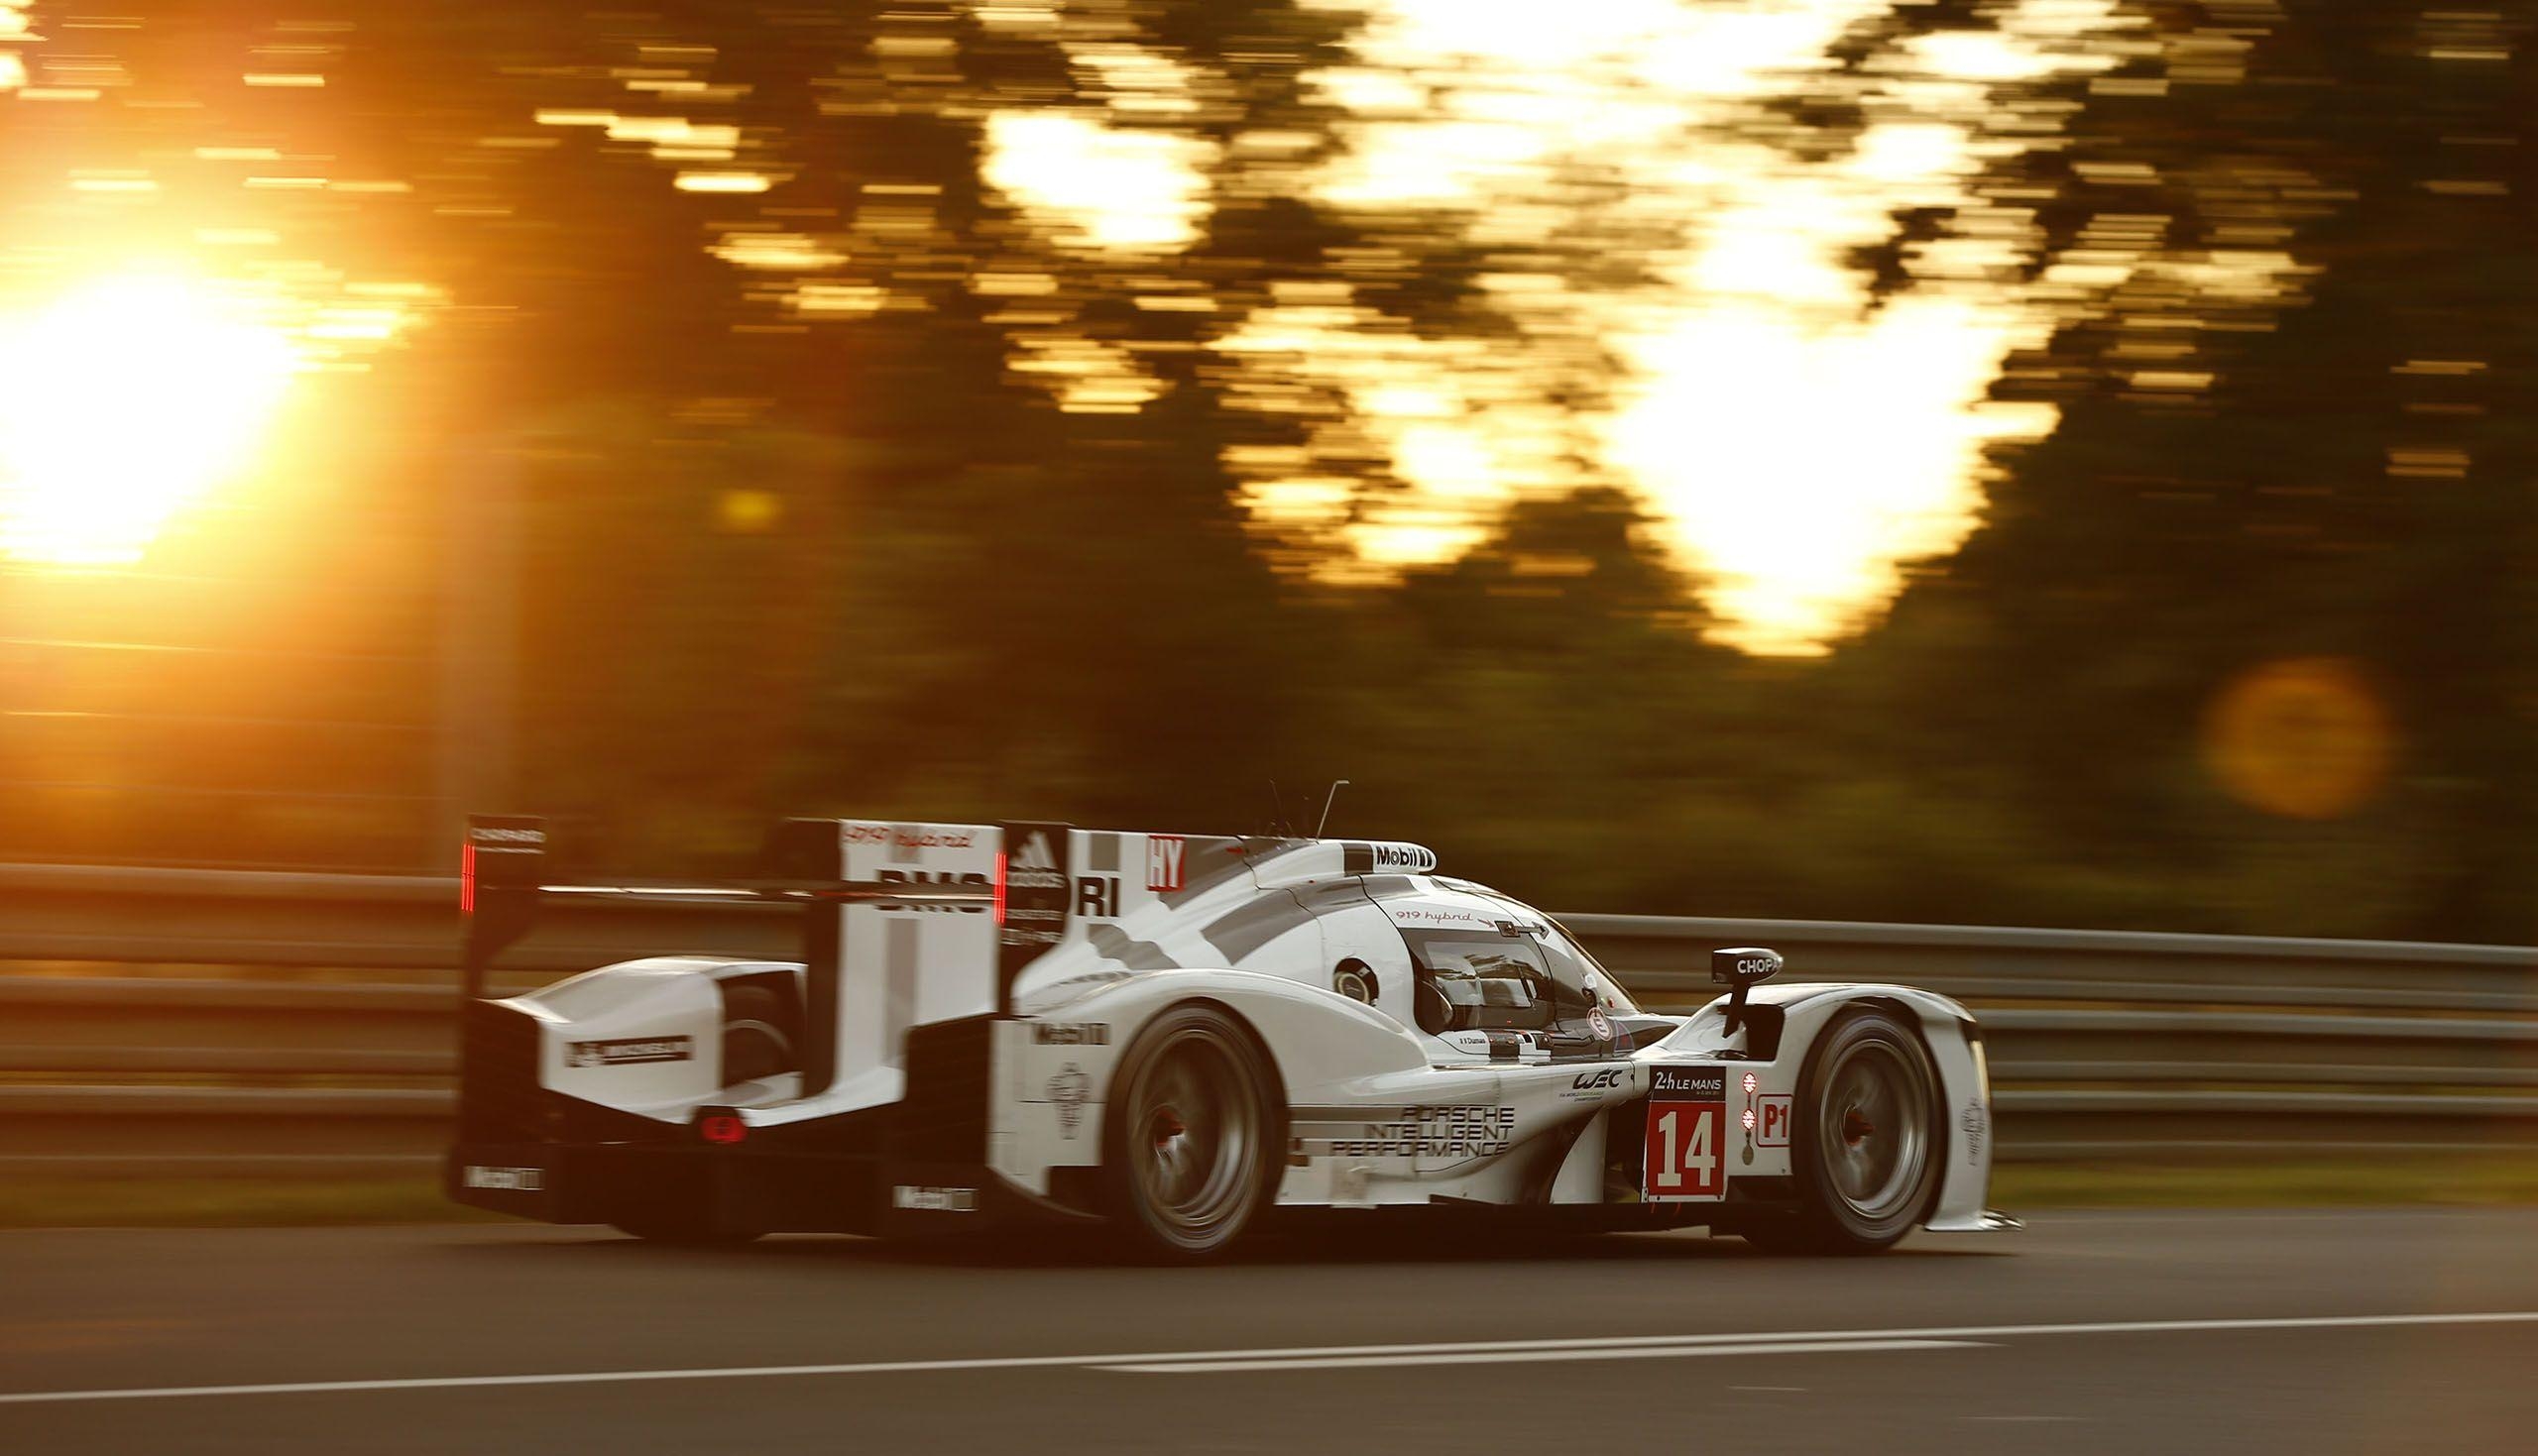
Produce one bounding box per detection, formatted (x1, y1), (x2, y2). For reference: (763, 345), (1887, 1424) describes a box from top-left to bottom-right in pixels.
(1710, 947), (1782, 1037)
(1710, 947), (1783, 988)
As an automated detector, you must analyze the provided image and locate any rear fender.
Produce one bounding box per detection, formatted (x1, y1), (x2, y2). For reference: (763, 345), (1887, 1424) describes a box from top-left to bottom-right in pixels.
(989, 969), (1434, 1198)
(503, 956), (803, 1121)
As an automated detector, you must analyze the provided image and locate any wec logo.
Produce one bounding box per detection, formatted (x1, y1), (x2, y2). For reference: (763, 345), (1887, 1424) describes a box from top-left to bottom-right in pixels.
(1571, 1067), (1627, 1091)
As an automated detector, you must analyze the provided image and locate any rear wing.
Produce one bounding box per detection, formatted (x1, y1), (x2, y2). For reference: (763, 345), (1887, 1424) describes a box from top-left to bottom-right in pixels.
(458, 816), (1000, 998)
(459, 815), (1062, 1097)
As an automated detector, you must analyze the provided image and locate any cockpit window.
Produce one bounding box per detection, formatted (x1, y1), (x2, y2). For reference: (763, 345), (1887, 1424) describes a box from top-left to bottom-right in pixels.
(1401, 931), (1554, 1033)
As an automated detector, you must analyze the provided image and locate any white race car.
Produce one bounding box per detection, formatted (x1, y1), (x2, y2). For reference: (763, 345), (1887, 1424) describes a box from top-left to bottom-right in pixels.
(448, 816), (2010, 1256)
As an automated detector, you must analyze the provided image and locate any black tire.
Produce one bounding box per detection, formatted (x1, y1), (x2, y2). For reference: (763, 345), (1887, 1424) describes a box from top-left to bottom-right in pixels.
(1100, 1004), (1284, 1260)
(1748, 1005), (1941, 1255)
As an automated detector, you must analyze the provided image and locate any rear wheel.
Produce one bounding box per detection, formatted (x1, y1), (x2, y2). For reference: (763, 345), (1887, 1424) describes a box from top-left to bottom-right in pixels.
(1745, 1006), (1940, 1255)
(1101, 1005), (1282, 1259)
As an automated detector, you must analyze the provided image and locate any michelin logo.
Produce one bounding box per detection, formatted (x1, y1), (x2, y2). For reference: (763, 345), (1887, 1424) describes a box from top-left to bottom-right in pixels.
(566, 1036), (692, 1067)
(891, 1185), (979, 1212)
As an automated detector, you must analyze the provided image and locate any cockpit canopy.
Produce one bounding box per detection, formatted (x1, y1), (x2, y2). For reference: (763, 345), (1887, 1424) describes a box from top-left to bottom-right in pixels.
(1376, 885), (1639, 1040)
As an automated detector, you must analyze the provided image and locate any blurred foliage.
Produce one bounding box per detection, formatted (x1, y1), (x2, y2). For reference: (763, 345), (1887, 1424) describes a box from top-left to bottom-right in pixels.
(0, 1), (2528, 943)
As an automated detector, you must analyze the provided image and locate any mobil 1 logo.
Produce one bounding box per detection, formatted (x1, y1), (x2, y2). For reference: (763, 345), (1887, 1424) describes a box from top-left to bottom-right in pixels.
(1644, 1064), (1727, 1202)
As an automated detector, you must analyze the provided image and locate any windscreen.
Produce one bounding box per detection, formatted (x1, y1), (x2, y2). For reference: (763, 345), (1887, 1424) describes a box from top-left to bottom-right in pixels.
(1534, 920), (1642, 1018)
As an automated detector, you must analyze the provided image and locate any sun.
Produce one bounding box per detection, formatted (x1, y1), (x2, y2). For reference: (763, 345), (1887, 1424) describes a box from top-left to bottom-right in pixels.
(0, 274), (300, 566)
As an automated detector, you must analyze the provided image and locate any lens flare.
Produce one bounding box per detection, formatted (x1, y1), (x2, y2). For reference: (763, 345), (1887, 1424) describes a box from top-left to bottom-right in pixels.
(0, 275), (300, 566)
(2202, 657), (2396, 820)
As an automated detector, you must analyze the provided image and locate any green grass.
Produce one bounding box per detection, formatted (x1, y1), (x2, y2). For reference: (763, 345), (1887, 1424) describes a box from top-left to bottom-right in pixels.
(1990, 1152), (2538, 1209)
(1, 1155), (2529, 1229)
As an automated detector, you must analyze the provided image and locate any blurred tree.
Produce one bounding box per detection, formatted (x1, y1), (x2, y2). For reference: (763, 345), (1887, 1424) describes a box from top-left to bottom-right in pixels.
(401, 0), (1397, 857)
(0, 1), (2526, 943)
(1867, 1), (2537, 938)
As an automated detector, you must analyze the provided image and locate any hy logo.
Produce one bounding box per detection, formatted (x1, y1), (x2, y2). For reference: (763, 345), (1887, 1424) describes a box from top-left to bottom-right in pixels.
(1014, 834), (1058, 872)
(1048, 1064), (1091, 1138)
(1146, 835), (1187, 893)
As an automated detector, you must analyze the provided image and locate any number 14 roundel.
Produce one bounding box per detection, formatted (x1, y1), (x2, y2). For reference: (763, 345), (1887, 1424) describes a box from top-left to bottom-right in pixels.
(1644, 1065), (1727, 1201)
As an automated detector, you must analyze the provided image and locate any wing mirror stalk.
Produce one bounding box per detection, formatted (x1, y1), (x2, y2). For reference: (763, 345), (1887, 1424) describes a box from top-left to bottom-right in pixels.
(1710, 947), (1783, 1038)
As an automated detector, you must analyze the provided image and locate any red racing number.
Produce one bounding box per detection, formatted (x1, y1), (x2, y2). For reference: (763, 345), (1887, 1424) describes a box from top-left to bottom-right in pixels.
(1644, 1065), (1727, 1201)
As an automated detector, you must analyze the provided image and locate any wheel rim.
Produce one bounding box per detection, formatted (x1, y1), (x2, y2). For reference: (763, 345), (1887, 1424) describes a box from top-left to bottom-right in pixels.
(1817, 1036), (1931, 1220)
(1127, 1029), (1259, 1242)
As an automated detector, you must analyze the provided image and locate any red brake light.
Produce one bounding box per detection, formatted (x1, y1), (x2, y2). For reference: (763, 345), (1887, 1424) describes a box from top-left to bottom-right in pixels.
(699, 1114), (747, 1145)
(992, 850), (1008, 926)
(460, 841), (477, 915)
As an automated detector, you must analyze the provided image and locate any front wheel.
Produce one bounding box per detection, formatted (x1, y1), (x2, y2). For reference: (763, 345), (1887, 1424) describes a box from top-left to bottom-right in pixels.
(1746, 1005), (1941, 1255)
(1101, 1004), (1283, 1260)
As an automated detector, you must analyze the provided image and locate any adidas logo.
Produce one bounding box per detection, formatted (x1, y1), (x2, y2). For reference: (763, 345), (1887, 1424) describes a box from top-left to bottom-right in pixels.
(1008, 830), (1065, 890)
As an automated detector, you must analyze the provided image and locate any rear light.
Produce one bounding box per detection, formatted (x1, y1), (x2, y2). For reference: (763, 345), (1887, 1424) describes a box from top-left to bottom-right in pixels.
(699, 1112), (747, 1145)
(991, 851), (1008, 925)
(460, 841), (477, 915)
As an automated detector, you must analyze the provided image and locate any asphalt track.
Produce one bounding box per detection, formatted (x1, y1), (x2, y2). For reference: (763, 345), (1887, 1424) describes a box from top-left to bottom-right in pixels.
(3, 1208), (2534, 1454)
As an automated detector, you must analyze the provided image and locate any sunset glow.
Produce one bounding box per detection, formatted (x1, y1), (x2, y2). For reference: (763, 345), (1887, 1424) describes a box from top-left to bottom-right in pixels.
(0, 275), (300, 566)
(978, 0), (2147, 651)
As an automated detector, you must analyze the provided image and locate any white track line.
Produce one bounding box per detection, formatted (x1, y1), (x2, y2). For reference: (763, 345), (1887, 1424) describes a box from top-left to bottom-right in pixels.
(2, 1310), (2534, 1405)
(1099, 1338), (1986, 1373)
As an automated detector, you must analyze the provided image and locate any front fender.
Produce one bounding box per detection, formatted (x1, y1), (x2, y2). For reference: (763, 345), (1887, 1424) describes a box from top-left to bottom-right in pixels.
(1670, 983), (1992, 1231)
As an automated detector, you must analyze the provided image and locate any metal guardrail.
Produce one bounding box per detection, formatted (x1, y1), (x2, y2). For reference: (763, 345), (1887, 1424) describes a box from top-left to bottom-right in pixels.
(0, 864), (2530, 1176)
